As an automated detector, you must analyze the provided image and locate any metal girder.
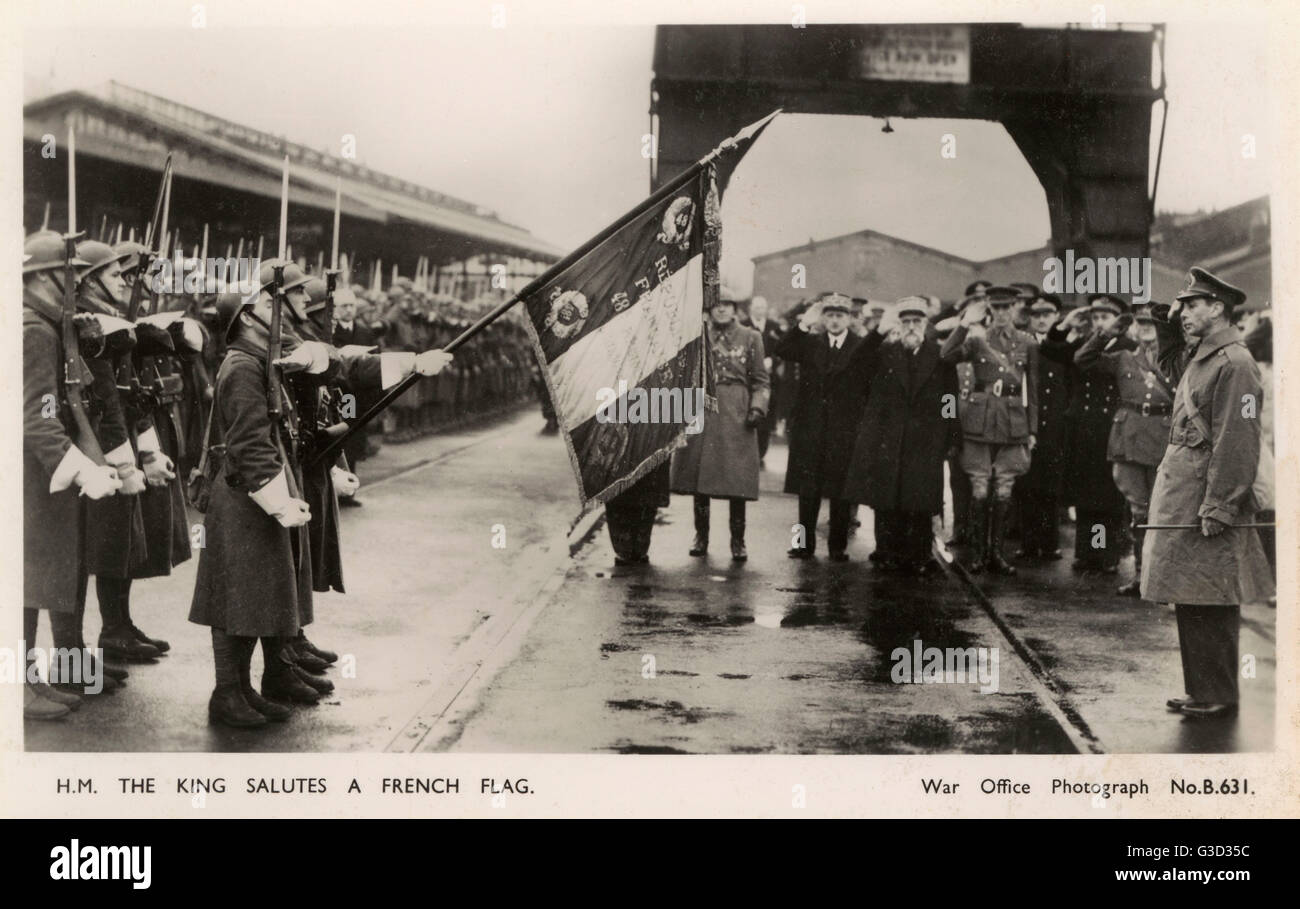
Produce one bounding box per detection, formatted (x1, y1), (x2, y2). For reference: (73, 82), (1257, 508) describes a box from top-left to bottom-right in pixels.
(651, 24), (1162, 260)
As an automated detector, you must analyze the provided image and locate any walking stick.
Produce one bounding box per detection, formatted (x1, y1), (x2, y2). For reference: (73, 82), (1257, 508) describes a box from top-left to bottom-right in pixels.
(1137, 523), (1275, 529)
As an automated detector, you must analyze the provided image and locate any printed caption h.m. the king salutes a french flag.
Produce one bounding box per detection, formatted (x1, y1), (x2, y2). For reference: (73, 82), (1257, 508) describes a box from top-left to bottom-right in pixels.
(522, 111), (779, 518)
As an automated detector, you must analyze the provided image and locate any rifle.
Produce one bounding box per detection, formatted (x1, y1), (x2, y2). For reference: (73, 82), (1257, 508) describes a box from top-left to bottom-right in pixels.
(119, 155), (174, 418)
(62, 231), (106, 465)
(268, 156), (302, 506)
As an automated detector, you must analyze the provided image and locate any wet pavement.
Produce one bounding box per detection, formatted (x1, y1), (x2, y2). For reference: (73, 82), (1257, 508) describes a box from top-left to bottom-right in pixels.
(26, 412), (1275, 755)
(957, 525), (1276, 753)
(443, 447), (1275, 755)
(25, 405), (583, 752)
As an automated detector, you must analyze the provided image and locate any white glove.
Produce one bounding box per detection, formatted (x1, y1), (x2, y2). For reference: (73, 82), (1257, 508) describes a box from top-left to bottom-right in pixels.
(414, 349), (454, 376)
(116, 464), (147, 496)
(331, 466), (360, 498)
(141, 451), (176, 487)
(249, 469), (312, 527)
(797, 304), (821, 333)
(273, 340), (331, 374)
(875, 304), (900, 337)
(76, 464), (123, 500)
(960, 300), (988, 327)
(177, 317), (205, 353)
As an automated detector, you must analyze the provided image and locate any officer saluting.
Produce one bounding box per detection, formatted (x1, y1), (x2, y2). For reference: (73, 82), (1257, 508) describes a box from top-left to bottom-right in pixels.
(1143, 268), (1273, 719)
(940, 286), (1038, 574)
(1075, 301), (1175, 595)
(1015, 293), (1068, 560)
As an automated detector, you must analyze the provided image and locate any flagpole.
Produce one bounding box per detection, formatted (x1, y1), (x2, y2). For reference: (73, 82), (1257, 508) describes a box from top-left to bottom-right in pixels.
(308, 112), (780, 470)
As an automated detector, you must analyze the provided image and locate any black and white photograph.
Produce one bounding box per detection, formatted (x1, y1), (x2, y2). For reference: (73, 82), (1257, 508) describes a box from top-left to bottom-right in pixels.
(3, 0), (1297, 831)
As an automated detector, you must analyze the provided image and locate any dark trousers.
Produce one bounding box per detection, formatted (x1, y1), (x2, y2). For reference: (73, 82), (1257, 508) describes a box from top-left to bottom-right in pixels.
(757, 425), (771, 460)
(874, 510), (933, 564)
(798, 494), (852, 555)
(947, 456), (971, 542)
(1175, 605), (1240, 704)
(606, 501), (656, 561)
(1017, 486), (1060, 554)
(693, 495), (745, 537)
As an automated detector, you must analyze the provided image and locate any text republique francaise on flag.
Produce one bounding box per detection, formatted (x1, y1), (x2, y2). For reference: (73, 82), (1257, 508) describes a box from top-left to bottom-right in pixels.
(520, 113), (777, 517)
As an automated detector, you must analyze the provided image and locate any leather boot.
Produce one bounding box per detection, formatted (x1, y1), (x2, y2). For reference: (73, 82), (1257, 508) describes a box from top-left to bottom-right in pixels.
(119, 593), (170, 653)
(297, 632), (337, 664)
(238, 641), (291, 721)
(32, 681), (81, 711)
(988, 497), (1017, 576)
(730, 506), (747, 562)
(261, 643), (320, 705)
(51, 649), (121, 694)
(208, 683), (267, 728)
(966, 497), (988, 573)
(1118, 522), (1144, 596)
(689, 497), (709, 556)
(24, 684), (70, 720)
(293, 665), (335, 695)
(129, 624), (170, 653)
(284, 640), (331, 675)
(98, 625), (161, 662)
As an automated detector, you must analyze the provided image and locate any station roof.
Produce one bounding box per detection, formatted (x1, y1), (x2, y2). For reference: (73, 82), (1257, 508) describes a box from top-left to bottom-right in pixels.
(24, 81), (563, 261)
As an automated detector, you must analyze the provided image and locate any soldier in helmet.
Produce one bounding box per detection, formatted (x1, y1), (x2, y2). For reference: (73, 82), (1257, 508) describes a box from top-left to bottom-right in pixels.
(81, 238), (207, 668)
(189, 261), (453, 726)
(22, 232), (130, 719)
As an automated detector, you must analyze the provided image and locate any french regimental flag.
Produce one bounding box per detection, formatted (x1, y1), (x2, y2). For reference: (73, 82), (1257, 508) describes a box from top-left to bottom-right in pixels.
(522, 112), (778, 517)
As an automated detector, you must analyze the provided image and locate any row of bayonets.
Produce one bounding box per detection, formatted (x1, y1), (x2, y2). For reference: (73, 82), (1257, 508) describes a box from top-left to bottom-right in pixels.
(55, 123), (446, 297)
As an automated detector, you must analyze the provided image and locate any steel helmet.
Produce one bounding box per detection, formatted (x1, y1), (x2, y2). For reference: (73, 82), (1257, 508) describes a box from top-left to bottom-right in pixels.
(24, 232), (87, 275)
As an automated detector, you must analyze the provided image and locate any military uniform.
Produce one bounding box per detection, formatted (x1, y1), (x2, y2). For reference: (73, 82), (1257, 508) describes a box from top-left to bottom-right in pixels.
(670, 311), (769, 561)
(22, 233), (136, 716)
(1016, 297), (1069, 559)
(1064, 299), (1130, 571)
(1141, 268), (1273, 718)
(1075, 319), (1174, 594)
(939, 288), (1039, 574)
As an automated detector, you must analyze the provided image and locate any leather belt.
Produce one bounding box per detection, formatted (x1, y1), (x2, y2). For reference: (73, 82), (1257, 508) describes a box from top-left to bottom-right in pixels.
(974, 380), (1021, 397)
(1120, 400), (1171, 416)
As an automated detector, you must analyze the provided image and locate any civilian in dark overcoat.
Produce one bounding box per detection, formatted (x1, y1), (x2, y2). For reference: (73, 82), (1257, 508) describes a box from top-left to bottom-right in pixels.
(841, 299), (960, 573)
(772, 293), (873, 560)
